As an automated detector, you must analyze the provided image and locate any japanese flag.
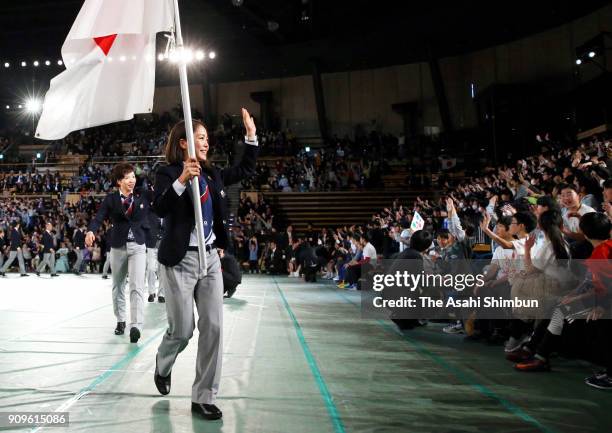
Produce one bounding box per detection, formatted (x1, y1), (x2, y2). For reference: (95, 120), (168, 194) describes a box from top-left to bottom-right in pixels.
(36, 0), (174, 140)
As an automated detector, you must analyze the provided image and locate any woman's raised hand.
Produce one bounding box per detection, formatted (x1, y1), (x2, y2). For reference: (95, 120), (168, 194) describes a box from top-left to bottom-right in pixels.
(242, 108), (256, 140)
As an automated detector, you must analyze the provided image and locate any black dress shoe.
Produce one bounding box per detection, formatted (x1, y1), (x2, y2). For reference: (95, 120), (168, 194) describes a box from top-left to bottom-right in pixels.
(154, 358), (171, 395)
(158, 296), (165, 303)
(0, 272), (5, 277)
(102, 275), (109, 279)
(191, 403), (222, 420)
(148, 294), (156, 302)
(21, 274), (29, 277)
(36, 271), (40, 276)
(51, 274), (59, 277)
(114, 321), (126, 335)
(129, 327), (140, 343)
(74, 270), (81, 276)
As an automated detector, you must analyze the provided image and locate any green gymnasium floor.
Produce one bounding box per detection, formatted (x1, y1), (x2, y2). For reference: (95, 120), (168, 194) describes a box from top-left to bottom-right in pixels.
(0, 274), (610, 433)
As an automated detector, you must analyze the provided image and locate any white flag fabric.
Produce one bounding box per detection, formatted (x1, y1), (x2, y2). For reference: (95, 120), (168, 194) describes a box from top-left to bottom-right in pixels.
(36, 0), (174, 140)
(410, 211), (425, 232)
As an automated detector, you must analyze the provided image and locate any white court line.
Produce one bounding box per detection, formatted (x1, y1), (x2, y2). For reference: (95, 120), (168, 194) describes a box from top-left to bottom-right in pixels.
(30, 328), (166, 433)
(30, 282), (269, 432)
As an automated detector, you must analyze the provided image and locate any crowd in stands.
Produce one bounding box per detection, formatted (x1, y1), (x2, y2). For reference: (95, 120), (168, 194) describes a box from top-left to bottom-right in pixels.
(0, 195), (109, 276)
(2, 114), (402, 193)
(241, 131), (405, 192)
(223, 132), (612, 390)
(1, 119), (611, 389)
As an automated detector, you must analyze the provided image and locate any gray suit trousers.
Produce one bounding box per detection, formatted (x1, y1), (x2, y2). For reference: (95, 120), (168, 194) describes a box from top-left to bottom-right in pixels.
(1, 250), (25, 274)
(157, 249), (223, 404)
(146, 247), (163, 296)
(73, 248), (83, 272)
(109, 242), (146, 330)
(102, 255), (111, 276)
(37, 252), (55, 273)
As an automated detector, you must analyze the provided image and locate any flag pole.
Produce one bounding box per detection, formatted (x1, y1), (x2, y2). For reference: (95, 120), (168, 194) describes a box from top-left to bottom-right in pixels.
(172, 0), (207, 274)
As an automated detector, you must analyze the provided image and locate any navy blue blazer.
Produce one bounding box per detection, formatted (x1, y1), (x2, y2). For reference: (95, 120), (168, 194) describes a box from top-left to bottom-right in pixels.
(73, 229), (85, 249)
(9, 228), (21, 251)
(42, 231), (55, 253)
(144, 190), (162, 249)
(153, 144), (258, 267)
(88, 189), (150, 248)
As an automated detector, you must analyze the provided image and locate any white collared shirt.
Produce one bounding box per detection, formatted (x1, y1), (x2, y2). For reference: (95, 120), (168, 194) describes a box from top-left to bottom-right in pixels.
(171, 137), (258, 246)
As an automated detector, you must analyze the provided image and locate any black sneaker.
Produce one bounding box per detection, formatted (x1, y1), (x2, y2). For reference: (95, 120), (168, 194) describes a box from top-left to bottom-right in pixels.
(114, 322), (126, 335)
(191, 403), (222, 420)
(148, 294), (156, 302)
(158, 296), (165, 303)
(51, 274), (59, 277)
(102, 275), (109, 279)
(129, 327), (140, 343)
(36, 271), (41, 276)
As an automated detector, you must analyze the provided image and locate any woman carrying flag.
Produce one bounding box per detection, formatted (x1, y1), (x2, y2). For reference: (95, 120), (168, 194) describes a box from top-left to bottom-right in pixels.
(152, 108), (258, 421)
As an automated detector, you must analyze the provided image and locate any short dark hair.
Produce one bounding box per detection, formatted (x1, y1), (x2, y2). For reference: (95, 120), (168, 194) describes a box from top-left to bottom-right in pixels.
(410, 230), (433, 252)
(513, 211), (537, 233)
(579, 212), (611, 241)
(577, 176), (601, 195)
(558, 182), (577, 193)
(436, 228), (451, 239)
(111, 163), (134, 186)
(603, 179), (612, 190)
(536, 195), (560, 212)
(536, 195), (553, 207)
(496, 215), (513, 231)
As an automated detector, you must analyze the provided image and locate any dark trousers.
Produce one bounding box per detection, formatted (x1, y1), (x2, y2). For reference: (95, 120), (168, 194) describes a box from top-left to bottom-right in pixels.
(346, 265), (361, 285)
(304, 265), (318, 282)
(593, 319), (612, 375)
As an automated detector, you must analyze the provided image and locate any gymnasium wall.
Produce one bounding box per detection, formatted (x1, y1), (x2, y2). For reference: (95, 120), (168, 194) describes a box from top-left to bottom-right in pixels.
(155, 4), (612, 138)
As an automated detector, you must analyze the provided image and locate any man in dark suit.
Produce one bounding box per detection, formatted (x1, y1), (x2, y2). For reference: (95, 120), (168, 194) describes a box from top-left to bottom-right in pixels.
(0, 221), (27, 276)
(265, 240), (286, 275)
(72, 224), (86, 275)
(152, 109), (257, 421)
(85, 163), (150, 343)
(276, 224), (294, 252)
(36, 222), (58, 277)
(299, 240), (320, 283)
